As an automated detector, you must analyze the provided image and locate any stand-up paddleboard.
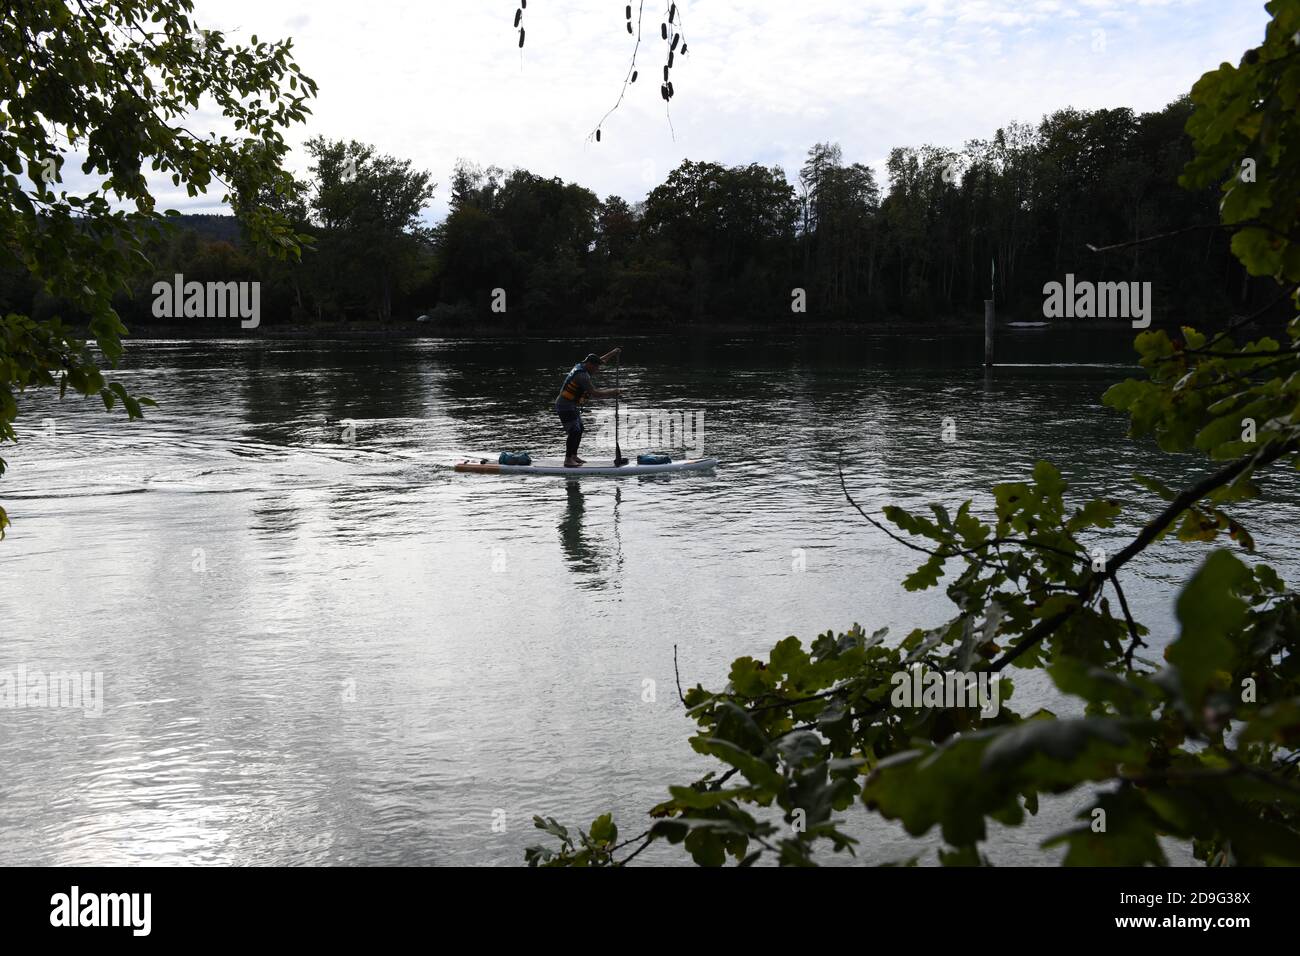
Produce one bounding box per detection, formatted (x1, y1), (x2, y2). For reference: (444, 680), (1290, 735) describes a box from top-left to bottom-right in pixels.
(455, 457), (718, 476)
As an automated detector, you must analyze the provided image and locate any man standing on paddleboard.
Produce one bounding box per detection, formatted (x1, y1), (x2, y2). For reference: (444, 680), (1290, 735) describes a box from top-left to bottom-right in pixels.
(555, 348), (622, 468)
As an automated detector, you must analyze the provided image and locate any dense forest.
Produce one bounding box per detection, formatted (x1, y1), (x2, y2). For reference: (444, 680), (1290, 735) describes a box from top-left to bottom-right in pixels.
(1, 97), (1276, 331)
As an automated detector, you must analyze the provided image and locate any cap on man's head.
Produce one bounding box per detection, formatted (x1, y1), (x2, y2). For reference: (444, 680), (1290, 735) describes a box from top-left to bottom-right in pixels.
(583, 353), (603, 366)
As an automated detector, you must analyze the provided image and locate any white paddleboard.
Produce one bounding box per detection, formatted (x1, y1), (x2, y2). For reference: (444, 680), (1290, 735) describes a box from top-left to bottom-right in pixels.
(455, 457), (718, 476)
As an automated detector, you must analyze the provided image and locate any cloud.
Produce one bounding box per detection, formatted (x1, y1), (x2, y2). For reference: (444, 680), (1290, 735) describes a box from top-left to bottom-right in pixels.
(113, 0), (1267, 221)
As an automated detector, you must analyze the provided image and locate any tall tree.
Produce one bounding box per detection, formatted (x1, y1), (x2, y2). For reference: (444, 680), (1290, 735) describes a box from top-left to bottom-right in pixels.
(303, 138), (436, 321)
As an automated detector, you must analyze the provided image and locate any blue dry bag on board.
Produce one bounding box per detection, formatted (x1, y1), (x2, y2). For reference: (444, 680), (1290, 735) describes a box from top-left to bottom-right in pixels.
(636, 453), (672, 465)
(499, 451), (532, 465)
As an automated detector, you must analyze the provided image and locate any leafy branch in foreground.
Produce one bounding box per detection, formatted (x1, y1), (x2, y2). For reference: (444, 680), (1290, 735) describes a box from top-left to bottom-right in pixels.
(0, 0), (317, 536)
(526, 0), (1300, 867)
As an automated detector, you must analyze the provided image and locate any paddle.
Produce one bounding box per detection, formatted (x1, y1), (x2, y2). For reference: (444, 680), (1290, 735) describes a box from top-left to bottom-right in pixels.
(614, 350), (628, 467)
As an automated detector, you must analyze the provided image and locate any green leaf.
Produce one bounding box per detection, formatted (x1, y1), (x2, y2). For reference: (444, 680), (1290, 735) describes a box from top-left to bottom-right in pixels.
(903, 552), (946, 591)
(1043, 789), (1167, 866)
(589, 813), (617, 847)
(532, 816), (570, 843)
(980, 716), (1134, 773)
(1166, 550), (1250, 707)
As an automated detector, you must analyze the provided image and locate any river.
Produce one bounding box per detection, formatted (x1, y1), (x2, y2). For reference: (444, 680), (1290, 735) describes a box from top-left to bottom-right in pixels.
(2, 330), (1297, 865)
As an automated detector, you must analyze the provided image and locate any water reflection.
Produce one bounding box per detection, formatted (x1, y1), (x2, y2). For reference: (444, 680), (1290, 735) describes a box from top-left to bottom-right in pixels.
(558, 480), (623, 589)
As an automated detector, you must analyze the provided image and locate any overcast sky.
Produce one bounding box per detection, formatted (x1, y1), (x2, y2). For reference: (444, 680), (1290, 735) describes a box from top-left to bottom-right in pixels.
(171, 0), (1271, 222)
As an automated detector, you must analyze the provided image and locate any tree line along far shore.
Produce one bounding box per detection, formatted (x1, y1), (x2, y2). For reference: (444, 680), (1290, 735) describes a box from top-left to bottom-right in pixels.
(0, 98), (1281, 333)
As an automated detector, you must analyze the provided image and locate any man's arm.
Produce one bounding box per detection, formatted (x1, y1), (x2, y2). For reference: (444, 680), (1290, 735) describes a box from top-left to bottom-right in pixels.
(590, 347), (623, 398)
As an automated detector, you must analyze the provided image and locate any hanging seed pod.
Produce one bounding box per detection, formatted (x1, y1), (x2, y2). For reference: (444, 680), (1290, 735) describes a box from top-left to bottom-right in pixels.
(670, 4), (677, 22)
(663, 64), (669, 81)
(668, 51), (674, 68)
(631, 70), (638, 82)
(661, 23), (668, 39)
(519, 28), (525, 47)
(626, 22), (633, 33)
(681, 42), (688, 55)
(666, 81), (674, 97)
(521, 0), (526, 7)
(660, 83), (669, 100)
(625, 4), (631, 18)
(596, 129), (602, 142)
(671, 33), (679, 52)
(514, 9), (521, 27)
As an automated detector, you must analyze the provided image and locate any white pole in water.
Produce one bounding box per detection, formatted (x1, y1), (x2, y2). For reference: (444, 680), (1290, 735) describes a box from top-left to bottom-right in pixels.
(984, 258), (995, 367)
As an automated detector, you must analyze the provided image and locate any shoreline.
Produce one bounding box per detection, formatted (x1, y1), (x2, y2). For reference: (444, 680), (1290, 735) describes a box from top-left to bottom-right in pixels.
(103, 317), (1177, 341)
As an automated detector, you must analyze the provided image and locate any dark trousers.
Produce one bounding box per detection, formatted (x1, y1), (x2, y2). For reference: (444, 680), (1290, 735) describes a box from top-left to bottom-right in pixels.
(558, 409), (584, 458)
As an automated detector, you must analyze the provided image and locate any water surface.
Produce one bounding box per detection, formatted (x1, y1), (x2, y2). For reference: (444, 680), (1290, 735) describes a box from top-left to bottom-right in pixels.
(2, 331), (1297, 865)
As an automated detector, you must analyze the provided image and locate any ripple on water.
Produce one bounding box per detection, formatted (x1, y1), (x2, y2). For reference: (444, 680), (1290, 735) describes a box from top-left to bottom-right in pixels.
(1, 336), (1297, 865)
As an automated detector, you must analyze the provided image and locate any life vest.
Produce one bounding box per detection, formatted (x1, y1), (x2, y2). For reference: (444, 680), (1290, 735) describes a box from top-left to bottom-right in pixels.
(557, 363), (590, 405)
